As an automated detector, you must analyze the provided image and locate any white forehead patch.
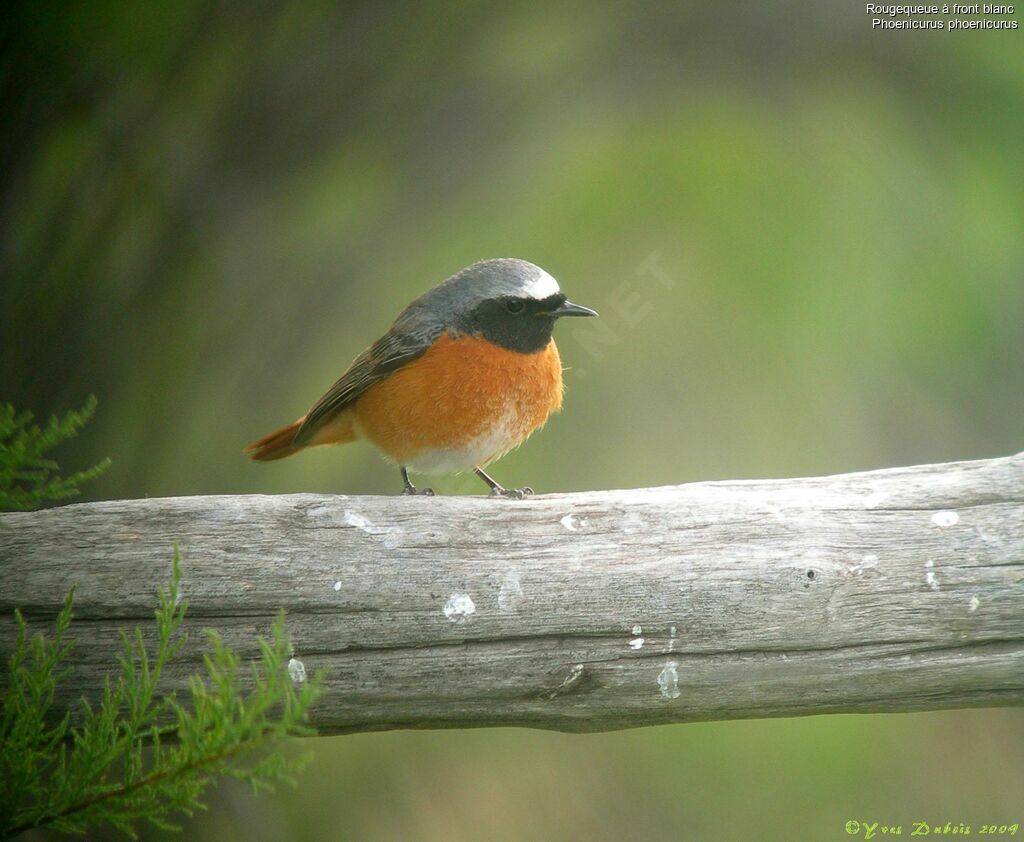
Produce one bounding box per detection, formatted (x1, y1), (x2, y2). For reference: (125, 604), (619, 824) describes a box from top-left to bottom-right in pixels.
(522, 268), (561, 300)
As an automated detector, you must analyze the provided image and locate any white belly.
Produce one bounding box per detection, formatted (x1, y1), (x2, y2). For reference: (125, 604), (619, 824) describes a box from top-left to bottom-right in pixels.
(402, 410), (520, 475)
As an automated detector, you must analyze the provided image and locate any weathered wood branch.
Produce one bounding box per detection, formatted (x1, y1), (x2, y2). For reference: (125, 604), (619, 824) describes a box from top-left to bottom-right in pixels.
(1, 454), (1023, 734)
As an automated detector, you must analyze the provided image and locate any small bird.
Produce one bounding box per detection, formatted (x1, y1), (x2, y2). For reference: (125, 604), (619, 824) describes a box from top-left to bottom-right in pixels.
(245, 258), (597, 497)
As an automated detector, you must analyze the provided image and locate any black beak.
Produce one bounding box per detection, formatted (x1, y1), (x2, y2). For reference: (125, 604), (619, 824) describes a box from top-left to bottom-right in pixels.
(552, 299), (598, 318)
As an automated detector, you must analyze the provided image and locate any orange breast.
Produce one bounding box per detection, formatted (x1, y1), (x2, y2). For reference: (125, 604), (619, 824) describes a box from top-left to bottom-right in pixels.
(353, 332), (564, 470)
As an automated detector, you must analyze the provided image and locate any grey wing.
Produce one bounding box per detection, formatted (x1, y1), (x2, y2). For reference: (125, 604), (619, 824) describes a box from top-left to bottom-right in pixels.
(292, 309), (444, 447)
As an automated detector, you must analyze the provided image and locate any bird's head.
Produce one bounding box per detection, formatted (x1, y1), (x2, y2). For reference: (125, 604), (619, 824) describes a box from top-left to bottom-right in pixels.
(427, 258), (597, 353)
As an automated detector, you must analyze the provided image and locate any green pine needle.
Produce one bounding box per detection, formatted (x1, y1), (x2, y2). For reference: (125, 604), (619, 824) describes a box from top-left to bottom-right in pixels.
(0, 400), (323, 836)
(0, 550), (324, 838)
(0, 396), (111, 512)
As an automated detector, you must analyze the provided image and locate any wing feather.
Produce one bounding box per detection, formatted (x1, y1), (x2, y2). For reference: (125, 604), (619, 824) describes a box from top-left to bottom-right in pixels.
(293, 307), (443, 447)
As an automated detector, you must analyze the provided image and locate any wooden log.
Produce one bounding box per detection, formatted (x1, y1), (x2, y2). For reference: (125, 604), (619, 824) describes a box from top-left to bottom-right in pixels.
(1, 453), (1023, 734)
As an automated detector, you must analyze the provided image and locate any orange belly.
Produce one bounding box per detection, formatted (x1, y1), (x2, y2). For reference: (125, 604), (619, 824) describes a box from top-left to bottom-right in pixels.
(353, 332), (564, 473)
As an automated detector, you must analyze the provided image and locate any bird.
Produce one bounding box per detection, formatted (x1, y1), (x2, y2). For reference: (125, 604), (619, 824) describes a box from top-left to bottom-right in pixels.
(245, 258), (597, 497)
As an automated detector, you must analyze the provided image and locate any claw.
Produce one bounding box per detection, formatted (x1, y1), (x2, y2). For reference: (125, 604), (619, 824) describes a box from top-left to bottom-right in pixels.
(475, 467), (533, 499)
(399, 466), (434, 496)
(489, 486), (532, 500)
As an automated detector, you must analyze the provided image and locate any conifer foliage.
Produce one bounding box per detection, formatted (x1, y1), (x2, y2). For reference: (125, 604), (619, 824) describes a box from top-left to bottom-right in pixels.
(1, 401), (324, 837)
(1, 553), (323, 838)
(0, 396), (110, 511)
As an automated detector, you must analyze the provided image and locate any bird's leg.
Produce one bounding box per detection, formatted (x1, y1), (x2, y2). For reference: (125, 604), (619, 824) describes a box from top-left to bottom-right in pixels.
(400, 466), (434, 496)
(475, 467), (533, 500)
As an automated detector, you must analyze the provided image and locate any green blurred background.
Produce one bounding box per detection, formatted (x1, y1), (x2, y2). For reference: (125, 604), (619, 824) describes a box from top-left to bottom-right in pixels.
(4, 1), (1022, 839)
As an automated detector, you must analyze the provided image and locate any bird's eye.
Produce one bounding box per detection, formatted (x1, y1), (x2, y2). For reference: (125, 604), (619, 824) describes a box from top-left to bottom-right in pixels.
(505, 298), (525, 313)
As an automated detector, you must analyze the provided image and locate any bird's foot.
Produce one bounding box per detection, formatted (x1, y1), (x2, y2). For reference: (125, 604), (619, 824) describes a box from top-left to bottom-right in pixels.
(488, 485), (534, 500)
(400, 466), (434, 496)
(474, 467), (532, 499)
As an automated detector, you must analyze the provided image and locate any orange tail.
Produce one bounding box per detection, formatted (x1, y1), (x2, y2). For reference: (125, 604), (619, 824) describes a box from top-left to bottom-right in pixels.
(245, 410), (358, 461)
(245, 419), (303, 461)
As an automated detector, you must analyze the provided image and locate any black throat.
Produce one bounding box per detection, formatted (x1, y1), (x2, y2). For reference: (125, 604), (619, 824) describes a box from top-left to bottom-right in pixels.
(462, 294), (563, 354)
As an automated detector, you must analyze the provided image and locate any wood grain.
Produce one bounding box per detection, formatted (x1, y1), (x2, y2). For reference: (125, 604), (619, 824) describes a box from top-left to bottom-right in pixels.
(2, 453), (1023, 734)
